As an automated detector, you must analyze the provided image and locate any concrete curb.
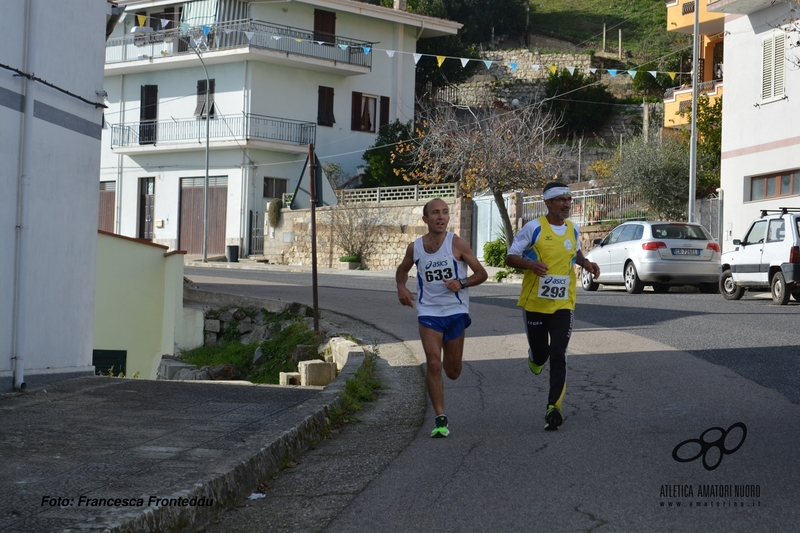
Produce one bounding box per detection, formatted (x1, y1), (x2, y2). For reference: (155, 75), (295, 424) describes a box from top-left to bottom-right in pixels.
(106, 295), (366, 533)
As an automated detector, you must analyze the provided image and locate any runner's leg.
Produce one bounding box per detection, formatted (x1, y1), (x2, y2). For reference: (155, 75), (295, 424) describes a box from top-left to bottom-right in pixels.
(419, 325), (446, 415)
(523, 309), (550, 366)
(546, 309), (573, 409)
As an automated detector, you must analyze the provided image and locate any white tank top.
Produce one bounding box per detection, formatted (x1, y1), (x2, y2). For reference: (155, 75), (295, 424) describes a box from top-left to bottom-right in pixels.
(413, 232), (470, 317)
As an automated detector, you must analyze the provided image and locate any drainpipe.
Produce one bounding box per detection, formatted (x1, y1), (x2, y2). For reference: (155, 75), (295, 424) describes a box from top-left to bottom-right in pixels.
(12, 0), (35, 391)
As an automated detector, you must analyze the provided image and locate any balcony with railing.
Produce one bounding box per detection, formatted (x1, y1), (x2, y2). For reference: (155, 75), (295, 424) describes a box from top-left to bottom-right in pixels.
(110, 113), (315, 153)
(105, 18), (374, 76)
(663, 80), (723, 128)
(666, 0), (724, 34)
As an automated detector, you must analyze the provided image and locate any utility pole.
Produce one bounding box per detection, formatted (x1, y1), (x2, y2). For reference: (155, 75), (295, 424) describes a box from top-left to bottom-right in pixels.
(688, 1), (700, 222)
(308, 144), (320, 333)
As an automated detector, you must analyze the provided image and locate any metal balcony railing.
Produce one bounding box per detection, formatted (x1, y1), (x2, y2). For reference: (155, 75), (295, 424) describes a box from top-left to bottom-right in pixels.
(106, 18), (374, 69)
(110, 113), (315, 148)
(682, 1), (695, 15)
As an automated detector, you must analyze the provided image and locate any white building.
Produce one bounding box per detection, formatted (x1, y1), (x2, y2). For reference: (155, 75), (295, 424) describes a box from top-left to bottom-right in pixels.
(710, 0), (800, 246)
(1, 0), (109, 390)
(101, 0), (459, 256)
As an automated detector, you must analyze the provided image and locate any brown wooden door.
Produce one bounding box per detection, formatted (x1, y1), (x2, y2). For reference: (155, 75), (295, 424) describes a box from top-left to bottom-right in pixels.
(179, 177), (227, 254)
(314, 9), (336, 44)
(138, 177), (155, 240)
(98, 182), (116, 232)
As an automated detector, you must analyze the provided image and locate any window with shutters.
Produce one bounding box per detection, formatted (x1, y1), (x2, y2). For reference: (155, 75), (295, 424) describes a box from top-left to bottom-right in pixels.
(318, 86), (335, 126)
(351, 93), (390, 132)
(761, 33), (785, 103)
(194, 79), (215, 118)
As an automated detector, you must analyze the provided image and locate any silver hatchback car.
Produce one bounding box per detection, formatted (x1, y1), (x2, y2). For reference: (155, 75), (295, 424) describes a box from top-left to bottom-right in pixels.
(582, 221), (721, 294)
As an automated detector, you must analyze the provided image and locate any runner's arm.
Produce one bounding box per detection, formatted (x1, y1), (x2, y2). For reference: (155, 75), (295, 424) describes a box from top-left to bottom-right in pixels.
(396, 242), (416, 307)
(447, 235), (488, 292)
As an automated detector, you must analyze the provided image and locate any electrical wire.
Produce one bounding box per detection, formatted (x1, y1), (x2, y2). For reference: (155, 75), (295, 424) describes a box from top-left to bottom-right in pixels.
(1, 61), (107, 108)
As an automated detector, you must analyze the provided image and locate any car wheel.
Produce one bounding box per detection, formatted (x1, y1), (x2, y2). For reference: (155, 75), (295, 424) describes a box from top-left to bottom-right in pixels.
(699, 283), (719, 294)
(720, 269), (744, 300)
(581, 267), (599, 291)
(624, 262), (644, 294)
(652, 284), (670, 294)
(771, 271), (790, 305)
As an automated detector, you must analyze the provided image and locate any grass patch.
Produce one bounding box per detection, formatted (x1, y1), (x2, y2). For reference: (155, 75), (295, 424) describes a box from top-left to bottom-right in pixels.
(180, 308), (319, 385)
(329, 347), (381, 425)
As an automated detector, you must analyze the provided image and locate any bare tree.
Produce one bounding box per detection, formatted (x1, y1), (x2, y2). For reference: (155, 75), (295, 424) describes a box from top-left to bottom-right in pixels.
(328, 201), (385, 265)
(397, 100), (565, 247)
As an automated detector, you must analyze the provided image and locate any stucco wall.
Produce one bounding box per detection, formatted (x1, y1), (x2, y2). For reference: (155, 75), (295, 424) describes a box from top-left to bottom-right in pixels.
(1, 0), (106, 390)
(94, 232), (185, 379)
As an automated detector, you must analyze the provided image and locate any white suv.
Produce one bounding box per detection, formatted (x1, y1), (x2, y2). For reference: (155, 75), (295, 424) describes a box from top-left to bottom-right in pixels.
(719, 207), (800, 304)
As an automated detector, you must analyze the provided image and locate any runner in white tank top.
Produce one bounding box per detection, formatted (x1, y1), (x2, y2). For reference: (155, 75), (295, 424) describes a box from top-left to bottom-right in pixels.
(396, 198), (488, 438)
(413, 231), (470, 317)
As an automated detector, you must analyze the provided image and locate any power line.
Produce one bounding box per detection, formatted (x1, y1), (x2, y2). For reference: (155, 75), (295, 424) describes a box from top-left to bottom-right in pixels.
(1, 62), (106, 108)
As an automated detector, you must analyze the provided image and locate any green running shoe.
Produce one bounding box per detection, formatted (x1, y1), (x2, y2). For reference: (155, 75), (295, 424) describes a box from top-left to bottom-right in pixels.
(431, 415), (450, 438)
(528, 356), (544, 375)
(544, 405), (563, 431)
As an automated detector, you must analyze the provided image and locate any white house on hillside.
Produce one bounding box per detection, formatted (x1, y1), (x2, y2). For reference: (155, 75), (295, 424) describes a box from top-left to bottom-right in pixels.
(101, 0), (460, 256)
(1, 0), (108, 390)
(709, 0), (800, 246)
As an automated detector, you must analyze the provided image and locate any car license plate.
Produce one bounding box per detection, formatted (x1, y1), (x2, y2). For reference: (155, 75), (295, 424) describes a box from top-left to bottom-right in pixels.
(672, 248), (701, 256)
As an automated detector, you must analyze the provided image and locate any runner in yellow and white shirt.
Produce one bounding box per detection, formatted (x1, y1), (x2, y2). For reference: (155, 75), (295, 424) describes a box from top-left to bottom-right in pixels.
(505, 182), (600, 431)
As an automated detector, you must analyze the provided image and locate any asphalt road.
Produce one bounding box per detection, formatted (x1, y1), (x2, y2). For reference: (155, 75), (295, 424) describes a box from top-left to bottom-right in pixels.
(186, 266), (800, 532)
(185, 267), (800, 406)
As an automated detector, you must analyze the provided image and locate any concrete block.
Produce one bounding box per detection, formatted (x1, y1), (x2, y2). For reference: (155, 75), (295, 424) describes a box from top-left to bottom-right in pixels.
(279, 372), (301, 386)
(326, 337), (364, 371)
(298, 360), (337, 386)
(157, 359), (198, 380)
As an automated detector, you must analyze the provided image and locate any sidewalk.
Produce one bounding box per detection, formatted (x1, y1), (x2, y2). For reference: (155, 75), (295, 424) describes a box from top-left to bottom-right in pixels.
(0, 305), (376, 533)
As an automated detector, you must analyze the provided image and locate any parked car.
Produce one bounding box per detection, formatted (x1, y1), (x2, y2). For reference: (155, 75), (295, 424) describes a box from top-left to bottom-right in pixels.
(581, 221), (720, 294)
(719, 207), (800, 304)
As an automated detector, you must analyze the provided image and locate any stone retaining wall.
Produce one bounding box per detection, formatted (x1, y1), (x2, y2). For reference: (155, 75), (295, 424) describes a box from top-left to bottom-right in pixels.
(262, 196), (472, 271)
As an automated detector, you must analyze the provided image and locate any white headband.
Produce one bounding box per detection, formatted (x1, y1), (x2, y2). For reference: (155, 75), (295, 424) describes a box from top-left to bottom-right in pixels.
(543, 187), (571, 200)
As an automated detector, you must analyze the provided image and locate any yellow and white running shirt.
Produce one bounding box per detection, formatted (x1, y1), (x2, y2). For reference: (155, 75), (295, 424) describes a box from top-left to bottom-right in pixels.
(414, 232), (470, 317)
(508, 216), (581, 314)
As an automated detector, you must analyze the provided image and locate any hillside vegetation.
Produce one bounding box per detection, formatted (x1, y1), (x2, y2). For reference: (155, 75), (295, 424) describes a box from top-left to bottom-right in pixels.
(530, 0), (691, 62)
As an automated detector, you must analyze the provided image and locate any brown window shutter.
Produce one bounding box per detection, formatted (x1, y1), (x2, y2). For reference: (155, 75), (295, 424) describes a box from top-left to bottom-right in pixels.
(351, 92), (362, 131)
(379, 96), (390, 130)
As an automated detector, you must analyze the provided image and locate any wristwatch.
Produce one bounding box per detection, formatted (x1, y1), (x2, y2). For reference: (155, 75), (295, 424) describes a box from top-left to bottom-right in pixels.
(459, 279), (467, 289)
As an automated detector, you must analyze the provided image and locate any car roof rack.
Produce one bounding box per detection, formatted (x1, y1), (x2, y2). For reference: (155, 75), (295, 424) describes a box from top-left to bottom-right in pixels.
(760, 207), (800, 217)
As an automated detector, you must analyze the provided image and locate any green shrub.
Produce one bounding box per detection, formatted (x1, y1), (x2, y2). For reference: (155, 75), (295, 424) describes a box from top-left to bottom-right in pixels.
(339, 254), (361, 263)
(483, 238), (508, 268)
(268, 198), (283, 227)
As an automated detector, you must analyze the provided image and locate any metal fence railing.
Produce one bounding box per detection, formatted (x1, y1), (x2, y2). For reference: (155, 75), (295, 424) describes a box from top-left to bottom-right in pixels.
(110, 113), (315, 148)
(523, 187), (721, 240)
(105, 19), (374, 69)
(523, 187), (650, 225)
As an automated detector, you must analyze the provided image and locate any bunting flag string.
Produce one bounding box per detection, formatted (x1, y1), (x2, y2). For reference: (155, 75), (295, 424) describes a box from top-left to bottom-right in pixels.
(125, 14), (693, 79)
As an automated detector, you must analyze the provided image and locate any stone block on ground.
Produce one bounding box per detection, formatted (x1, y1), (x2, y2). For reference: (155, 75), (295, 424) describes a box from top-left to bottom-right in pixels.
(298, 360), (337, 386)
(204, 319), (220, 333)
(279, 372), (301, 386)
(157, 358), (198, 380)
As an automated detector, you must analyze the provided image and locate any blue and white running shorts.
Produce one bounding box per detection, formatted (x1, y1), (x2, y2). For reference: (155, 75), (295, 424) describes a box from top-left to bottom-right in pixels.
(418, 313), (472, 342)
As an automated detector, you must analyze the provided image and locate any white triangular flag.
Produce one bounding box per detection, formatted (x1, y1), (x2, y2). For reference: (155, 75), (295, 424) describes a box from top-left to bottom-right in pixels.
(386, 50), (395, 57)
(413, 53), (422, 64)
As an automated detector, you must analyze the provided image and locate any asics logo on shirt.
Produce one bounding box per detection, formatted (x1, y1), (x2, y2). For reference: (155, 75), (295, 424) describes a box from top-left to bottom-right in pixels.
(426, 260), (449, 269)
